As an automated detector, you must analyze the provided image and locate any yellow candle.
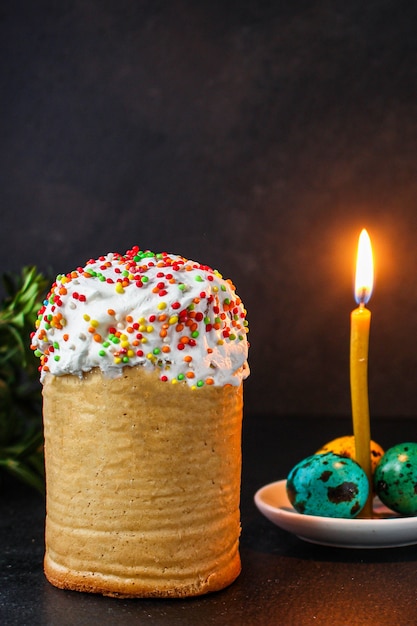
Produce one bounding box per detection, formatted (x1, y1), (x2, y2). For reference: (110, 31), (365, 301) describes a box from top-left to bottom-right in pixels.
(350, 229), (374, 518)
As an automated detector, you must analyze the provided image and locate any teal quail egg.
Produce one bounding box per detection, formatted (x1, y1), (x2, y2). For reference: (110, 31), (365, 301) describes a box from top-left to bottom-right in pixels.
(286, 452), (369, 518)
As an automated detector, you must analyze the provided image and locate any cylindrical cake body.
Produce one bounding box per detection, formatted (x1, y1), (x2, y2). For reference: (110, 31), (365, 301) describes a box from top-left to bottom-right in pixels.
(43, 367), (243, 597)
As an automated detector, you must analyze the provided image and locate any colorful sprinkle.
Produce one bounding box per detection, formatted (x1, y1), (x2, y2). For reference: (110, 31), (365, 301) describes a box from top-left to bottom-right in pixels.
(30, 246), (249, 388)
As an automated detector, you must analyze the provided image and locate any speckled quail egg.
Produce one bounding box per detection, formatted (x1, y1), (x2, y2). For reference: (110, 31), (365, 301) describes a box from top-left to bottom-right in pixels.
(374, 442), (417, 515)
(316, 435), (384, 474)
(286, 451), (369, 518)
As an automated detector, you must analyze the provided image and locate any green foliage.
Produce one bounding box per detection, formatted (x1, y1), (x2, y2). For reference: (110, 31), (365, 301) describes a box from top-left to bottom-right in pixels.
(0, 266), (49, 493)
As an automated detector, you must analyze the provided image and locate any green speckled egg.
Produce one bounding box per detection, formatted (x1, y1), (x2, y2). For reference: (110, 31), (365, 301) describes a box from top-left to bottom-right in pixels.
(286, 452), (369, 518)
(374, 442), (417, 515)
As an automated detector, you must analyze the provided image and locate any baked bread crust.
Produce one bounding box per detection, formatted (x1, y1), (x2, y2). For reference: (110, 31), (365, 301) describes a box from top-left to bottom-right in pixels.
(42, 368), (243, 597)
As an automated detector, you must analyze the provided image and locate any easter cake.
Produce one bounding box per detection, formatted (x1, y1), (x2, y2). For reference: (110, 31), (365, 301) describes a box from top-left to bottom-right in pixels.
(31, 246), (249, 597)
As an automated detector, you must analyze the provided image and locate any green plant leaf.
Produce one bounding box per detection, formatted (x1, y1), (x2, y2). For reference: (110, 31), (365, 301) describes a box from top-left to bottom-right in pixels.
(0, 457), (45, 494)
(0, 265), (49, 494)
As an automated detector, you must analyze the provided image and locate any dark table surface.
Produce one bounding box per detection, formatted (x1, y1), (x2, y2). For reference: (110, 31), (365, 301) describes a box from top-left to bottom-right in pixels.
(2, 414), (417, 626)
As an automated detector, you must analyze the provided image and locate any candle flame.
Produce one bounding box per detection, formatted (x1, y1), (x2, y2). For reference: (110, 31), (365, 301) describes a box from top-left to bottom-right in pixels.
(355, 229), (374, 305)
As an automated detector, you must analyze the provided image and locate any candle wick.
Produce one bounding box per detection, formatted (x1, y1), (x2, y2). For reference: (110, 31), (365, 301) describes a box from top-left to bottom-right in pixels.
(356, 287), (368, 307)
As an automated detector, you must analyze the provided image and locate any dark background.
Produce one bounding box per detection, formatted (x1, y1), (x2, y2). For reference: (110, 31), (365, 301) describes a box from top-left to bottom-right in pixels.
(2, 0), (417, 421)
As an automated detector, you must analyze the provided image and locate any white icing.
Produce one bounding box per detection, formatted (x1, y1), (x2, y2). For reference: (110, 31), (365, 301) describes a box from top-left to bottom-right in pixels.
(31, 248), (249, 388)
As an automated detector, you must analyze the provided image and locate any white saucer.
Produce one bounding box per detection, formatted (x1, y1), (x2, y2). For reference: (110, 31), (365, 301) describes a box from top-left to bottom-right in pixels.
(254, 480), (417, 548)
